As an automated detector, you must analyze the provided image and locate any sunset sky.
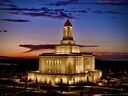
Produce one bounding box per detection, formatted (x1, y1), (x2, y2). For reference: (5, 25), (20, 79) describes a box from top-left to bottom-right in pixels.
(0, 0), (128, 60)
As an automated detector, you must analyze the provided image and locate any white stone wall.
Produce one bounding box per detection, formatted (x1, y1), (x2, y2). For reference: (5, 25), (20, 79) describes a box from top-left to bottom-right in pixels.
(28, 70), (102, 85)
(55, 45), (80, 54)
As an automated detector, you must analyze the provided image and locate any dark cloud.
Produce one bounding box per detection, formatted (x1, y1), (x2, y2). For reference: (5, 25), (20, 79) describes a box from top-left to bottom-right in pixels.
(19, 44), (56, 53)
(91, 10), (124, 15)
(0, 0), (76, 21)
(0, 2), (125, 20)
(19, 44), (98, 53)
(0, 7), (69, 12)
(0, 19), (30, 22)
(89, 2), (128, 6)
(0, 7), (124, 15)
(98, 0), (127, 3)
(95, 52), (128, 61)
(78, 10), (88, 13)
(9, 11), (20, 14)
(0, 7), (76, 19)
(1, 7), (124, 20)
(0, 0), (13, 3)
(0, 3), (17, 7)
(47, 0), (128, 6)
(46, 0), (87, 6)
(77, 9), (124, 15)
(96, 0), (128, 6)
(47, 1), (73, 6)
(0, 0), (17, 8)
(0, 29), (8, 32)
(0, 8), (41, 11)
(22, 11), (74, 19)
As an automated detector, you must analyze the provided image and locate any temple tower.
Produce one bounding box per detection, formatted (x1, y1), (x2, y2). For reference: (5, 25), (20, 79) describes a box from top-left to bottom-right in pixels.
(28, 19), (102, 85)
(56, 19), (80, 54)
(61, 19), (75, 45)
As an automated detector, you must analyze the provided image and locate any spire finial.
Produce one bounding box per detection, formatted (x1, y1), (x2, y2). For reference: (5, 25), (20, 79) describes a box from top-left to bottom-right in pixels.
(67, 17), (69, 20)
(64, 18), (72, 26)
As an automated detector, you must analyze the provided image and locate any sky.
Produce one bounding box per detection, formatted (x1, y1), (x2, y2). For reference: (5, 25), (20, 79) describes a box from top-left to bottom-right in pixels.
(0, 0), (128, 60)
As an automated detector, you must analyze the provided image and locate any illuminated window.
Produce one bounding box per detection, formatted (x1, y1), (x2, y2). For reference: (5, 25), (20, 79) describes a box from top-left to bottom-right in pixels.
(49, 60), (51, 64)
(51, 60), (54, 64)
(46, 60), (48, 64)
(54, 60), (56, 64)
(65, 30), (67, 36)
(57, 60), (59, 64)
(59, 60), (62, 64)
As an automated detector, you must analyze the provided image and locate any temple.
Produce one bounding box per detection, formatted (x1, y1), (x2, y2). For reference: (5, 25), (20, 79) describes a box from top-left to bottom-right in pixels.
(28, 19), (102, 85)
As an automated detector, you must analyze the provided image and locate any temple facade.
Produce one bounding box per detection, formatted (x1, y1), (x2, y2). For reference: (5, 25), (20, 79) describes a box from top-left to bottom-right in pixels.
(28, 19), (102, 85)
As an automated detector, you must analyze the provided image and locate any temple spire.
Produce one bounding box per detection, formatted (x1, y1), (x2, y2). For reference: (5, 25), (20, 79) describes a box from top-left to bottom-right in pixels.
(64, 18), (72, 26)
(61, 19), (75, 45)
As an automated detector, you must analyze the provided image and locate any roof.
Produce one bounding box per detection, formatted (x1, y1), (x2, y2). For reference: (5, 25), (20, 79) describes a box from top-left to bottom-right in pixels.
(40, 52), (93, 56)
(64, 19), (72, 26)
